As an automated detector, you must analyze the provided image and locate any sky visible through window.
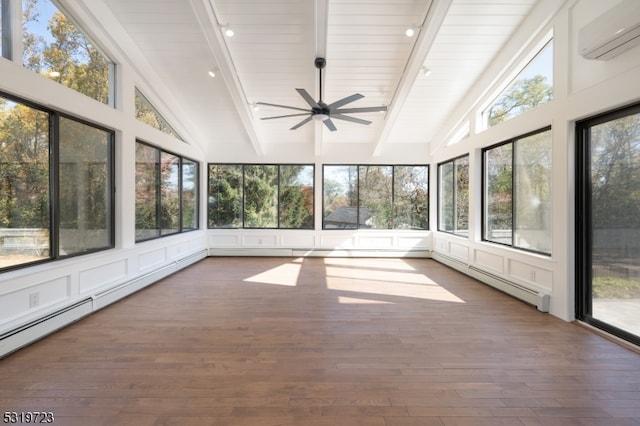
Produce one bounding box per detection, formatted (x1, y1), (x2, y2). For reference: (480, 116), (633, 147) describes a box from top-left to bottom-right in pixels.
(23, 0), (57, 44)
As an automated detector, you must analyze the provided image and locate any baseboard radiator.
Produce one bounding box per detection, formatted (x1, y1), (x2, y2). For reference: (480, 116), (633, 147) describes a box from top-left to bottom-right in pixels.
(209, 248), (430, 258)
(432, 252), (550, 313)
(0, 249), (207, 358)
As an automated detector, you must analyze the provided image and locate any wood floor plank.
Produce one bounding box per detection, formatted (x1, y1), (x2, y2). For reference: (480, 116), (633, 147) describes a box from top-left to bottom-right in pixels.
(1, 257), (639, 425)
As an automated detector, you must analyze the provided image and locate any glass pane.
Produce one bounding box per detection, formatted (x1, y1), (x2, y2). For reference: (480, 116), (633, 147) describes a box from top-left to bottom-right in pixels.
(438, 162), (453, 232)
(590, 111), (640, 338)
(485, 144), (513, 245)
(323, 165), (358, 229)
(135, 143), (159, 241)
(0, 96), (50, 269)
(244, 165), (277, 228)
(279, 165), (314, 229)
(485, 40), (553, 127)
(454, 156), (469, 236)
(59, 116), (112, 255)
(22, 0), (114, 105)
(135, 89), (184, 142)
(514, 129), (552, 254)
(207, 164), (243, 228)
(358, 165), (393, 229)
(393, 166), (429, 230)
(181, 159), (198, 231)
(160, 152), (180, 235)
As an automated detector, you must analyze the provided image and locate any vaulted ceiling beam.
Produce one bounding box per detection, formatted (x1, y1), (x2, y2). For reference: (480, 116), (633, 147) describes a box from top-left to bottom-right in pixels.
(372, 0), (453, 157)
(190, 0), (264, 156)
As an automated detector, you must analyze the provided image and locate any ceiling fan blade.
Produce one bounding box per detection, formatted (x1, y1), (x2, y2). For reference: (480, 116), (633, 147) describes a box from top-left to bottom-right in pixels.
(255, 102), (310, 113)
(327, 93), (364, 110)
(295, 88), (320, 108)
(290, 115), (313, 130)
(323, 118), (337, 132)
(261, 113), (310, 120)
(331, 113), (372, 126)
(335, 106), (387, 114)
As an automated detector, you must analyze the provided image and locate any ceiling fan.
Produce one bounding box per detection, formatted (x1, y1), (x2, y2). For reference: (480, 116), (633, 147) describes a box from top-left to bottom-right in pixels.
(256, 57), (387, 131)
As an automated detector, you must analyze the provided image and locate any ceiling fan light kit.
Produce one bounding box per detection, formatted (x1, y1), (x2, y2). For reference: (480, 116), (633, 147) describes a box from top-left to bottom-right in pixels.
(256, 57), (387, 132)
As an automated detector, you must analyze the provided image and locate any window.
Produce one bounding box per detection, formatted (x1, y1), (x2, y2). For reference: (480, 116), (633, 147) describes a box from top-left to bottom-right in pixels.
(1, 92), (114, 272)
(182, 159), (198, 231)
(59, 116), (113, 255)
(577, 103), (640, 346)
(483, 39), (553, 127)
(483, 127), (552, 255)
(135, 141), (199, 242)
(22, 0), (115, 105)
(135, 88), (185, 142)
(207, 164), (314, 229)
(438, 156), (469, 236)
(323, 165), (429, 230)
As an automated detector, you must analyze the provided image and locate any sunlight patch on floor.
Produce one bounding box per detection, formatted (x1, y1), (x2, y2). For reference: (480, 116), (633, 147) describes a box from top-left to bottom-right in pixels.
(243, 262), (301, 286)
(326, 276), (465, 303)
(325, 265), (437, 286)
(323, 257), (417, 271)
(338, 296), (395, 304)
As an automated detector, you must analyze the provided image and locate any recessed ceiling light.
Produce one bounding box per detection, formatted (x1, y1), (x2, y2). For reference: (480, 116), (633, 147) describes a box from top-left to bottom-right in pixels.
(208, 70), (216, 78)
(405, 28), (415, 37)
(223, 25), (234, 37)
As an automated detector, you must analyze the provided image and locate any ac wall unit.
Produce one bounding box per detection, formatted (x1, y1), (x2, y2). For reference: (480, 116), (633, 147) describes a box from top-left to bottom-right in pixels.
(578, 0), (640, 60)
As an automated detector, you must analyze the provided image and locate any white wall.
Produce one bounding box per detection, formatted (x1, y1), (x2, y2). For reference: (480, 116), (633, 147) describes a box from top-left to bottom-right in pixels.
(429, 0), (640, 321)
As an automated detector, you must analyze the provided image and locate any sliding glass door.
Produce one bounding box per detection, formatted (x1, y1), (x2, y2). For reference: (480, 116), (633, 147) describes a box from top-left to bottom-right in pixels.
(577, 103), (640, 346)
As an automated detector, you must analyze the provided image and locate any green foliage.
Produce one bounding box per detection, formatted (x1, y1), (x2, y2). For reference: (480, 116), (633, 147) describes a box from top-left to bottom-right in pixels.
(487, 75), (552, 126)
(593, 276), (640, 299)
(591, 114), (640, 229)
(23, 1), (112, 104)
(0, 101), (50, 229)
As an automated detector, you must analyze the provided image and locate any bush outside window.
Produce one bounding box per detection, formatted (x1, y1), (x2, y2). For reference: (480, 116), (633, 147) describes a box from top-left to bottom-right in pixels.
(208, 164), (314, 229)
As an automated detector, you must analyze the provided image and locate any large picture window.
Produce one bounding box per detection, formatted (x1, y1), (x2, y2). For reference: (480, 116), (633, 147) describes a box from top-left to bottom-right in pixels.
(323, 165), (428, 230)
(135, 141), (199, 242)
(207, 164), (314, 229)
(1, 93), (114, 272)
(483, 127), (552, 255)
(438, 156), (469, 236)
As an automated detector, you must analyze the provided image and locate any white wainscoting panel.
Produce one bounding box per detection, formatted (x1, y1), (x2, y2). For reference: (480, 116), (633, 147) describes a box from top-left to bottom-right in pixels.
(449, 241), (470, 262)
(281, 232), (316, 248)
(474, 249), (504, 274)
(210, 234), (240, 247)
(79, 259), (128, 294)
(0, 276), (71, 324)
(243, 234), (278, 247)
(359, 235), (394, 248)
(508, 258), (553, 291)
(138, 247), (168, 272)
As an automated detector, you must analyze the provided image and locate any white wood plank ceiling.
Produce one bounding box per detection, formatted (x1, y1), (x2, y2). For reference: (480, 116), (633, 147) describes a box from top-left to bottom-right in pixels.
(92, 0), (539, 156)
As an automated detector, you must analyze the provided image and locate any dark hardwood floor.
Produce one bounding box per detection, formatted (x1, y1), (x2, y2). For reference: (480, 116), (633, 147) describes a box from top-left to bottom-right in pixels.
(1, 257), (639, 425)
